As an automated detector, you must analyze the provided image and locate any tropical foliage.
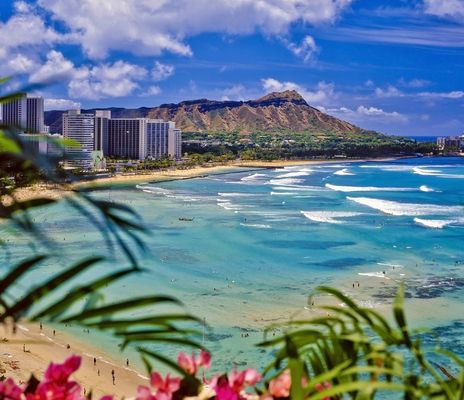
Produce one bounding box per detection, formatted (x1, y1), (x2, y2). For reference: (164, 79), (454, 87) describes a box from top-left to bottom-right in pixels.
(0, 83), (463, 399)
(0, 82), (203, 371)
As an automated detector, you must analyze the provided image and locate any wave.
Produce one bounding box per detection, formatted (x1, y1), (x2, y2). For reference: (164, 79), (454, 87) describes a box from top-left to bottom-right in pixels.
(301, 211), (362, 224)
(377, 262), (404, 269)
(326, 183), (415, 192)
(360, 165), (413, 171)
(218, 192), (258, 197)
(419, 185), (438, 192)
(358, 272), (390, 279)
(413, 167), (442, 176)
(347, 196), (463, 216)
(272, 185), (324, 192)
(413, 218), (456, 229)
(413, 167), (464, 179)
(239, 223), (271, 229)
(269, 178), (304, 186)
(276, 171), (311, 178)
(334, 168), (355, 176)
(270, 191), (299, 196)
(241, 173), (267, 182)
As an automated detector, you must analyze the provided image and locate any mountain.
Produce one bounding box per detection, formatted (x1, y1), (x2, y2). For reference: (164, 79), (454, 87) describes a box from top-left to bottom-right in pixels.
(147, 91), (360, 135)
(44, 91), (363, 136)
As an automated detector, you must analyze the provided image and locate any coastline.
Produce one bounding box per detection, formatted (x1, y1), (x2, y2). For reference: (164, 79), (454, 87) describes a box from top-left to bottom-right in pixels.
(0, 321), (147, 399)
(12, 156), (405, 202)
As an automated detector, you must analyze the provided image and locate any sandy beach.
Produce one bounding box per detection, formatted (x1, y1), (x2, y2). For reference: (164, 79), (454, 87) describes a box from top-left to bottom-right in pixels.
(12, 157), (402, 203)
(0, 321), (148, 399)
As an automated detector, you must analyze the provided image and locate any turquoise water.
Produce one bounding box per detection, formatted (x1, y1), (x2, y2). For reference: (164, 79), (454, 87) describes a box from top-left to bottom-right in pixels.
(3, 157), (464, 373)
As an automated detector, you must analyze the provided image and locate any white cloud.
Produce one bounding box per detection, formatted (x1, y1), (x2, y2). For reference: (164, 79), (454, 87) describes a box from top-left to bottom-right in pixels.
(35, 0), (352, 59)
(286, 35), (319, 62)
(221, 84), (247, 101)
(262, 78), (338, 106)
(140, 86), (162, 97)
(152, 62), (175, 81)
(4, 54), (37, 74)
(375, 85), (404, 98)
(418, 90), (464, 99)
(423, 0), (464, 19)
(0, 12), (64, 55)
(324, 105), (408, 123)
(69, 61), (147, 100)
(44, 98), (81, 110)
(398, 78), (431, 88)
(29, 50), (75, 83)
(364, 80), (374, 87)
(14, 1), (33, 13)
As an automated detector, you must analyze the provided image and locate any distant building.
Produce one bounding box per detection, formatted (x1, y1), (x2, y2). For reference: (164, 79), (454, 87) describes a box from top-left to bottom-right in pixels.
(146, 120), (172, 159)
(26, 96), (45, 133)
(1, 93), (44, 133)
(437, 135), (464, 151)
(168, 128), (182, 160)
(63, 110), (95, 169)
(94, 110), (111, 155)
(2, 94), (27, 129)
(107, 118), (147, 160)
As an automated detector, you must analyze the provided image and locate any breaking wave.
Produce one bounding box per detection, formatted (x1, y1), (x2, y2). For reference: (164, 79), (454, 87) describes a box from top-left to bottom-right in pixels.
(326, 183), (415, 192)
(334, 168), (355, 176)
(301, 211), (363, 224)
(347, 196), (463, 216)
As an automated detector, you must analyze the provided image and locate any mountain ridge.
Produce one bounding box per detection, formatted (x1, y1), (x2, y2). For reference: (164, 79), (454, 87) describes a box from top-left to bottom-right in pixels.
(45, 91), (364, 137)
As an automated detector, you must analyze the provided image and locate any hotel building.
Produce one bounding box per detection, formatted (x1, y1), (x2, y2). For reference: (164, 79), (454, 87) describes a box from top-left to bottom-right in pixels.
(1, 94), (44, 133)
(63, 110), (95, 168)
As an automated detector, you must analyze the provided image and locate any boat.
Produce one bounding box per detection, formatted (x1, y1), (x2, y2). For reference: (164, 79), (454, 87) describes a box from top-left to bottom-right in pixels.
(178, 217), (194, 221)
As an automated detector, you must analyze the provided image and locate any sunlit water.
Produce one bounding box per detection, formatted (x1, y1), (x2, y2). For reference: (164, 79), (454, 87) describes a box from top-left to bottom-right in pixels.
(2, 157), (464, 374)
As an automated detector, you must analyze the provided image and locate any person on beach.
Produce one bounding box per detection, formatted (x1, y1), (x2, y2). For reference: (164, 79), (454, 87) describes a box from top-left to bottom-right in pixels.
(126, 358), (129, 367)
(93, 357), (97, 366)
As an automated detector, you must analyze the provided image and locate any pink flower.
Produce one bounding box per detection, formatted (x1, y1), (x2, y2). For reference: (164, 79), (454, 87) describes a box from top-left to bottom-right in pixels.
(26, 355), (83, 400)
(177, 350), (211, 375)
(212, 369), (261, 400)
(0, 378), (23, 400)
(135, 372), (181, 400)
(268, 369), (291, 398)
(315, 381), (331, 400)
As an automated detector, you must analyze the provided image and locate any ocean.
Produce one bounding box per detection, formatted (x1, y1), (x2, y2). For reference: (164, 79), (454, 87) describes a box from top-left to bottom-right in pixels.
(4, 156), (464, 373)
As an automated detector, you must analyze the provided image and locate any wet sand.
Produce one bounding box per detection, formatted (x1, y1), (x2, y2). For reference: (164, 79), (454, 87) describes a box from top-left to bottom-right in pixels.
(0, 321), (148, 399)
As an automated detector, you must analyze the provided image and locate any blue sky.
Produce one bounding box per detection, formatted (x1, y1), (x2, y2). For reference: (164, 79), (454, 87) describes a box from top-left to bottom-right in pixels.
(0, 0), (463, 136)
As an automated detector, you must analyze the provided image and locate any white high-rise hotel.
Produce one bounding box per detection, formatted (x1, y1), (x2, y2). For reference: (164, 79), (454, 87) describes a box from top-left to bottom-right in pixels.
(62, 109), (182, 168)
(63, 110), (95, 168)
(1, 93), (44, 133)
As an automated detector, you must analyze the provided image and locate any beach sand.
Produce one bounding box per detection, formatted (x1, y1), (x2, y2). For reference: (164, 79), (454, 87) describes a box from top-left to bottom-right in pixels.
(0, 321), (148, 399)
(13, 157), (401, 202)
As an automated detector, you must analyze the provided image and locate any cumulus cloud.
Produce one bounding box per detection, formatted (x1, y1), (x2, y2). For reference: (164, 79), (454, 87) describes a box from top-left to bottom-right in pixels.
(285, 35), (319, 61)
(374, 85), (404, 98)
(69, 61), (147, 100)
(417, 90), (464, 99)
(5, 54), (37, 74)
(44, 98), (81, 110)
(262, 78), (338, 105)
(423, 0), (464, 19)
(34, 0), (352, 59)
(221, 84), (248, 101)
(323, 105), (408, 123)
(397, 78), (431, 88)
(140, 85), (162, 97)
(29, 50), (75, 83)
(0, 12), (65, 57)
(152, 62), (175, 81)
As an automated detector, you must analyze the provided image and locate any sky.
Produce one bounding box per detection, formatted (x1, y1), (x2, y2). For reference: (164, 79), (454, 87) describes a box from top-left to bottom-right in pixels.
(0, 0), (463, 136)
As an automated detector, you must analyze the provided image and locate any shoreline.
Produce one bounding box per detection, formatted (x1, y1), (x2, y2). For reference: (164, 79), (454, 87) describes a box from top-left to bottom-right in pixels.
(12, 156), (407, 202)
(0, 321), (147, 399)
